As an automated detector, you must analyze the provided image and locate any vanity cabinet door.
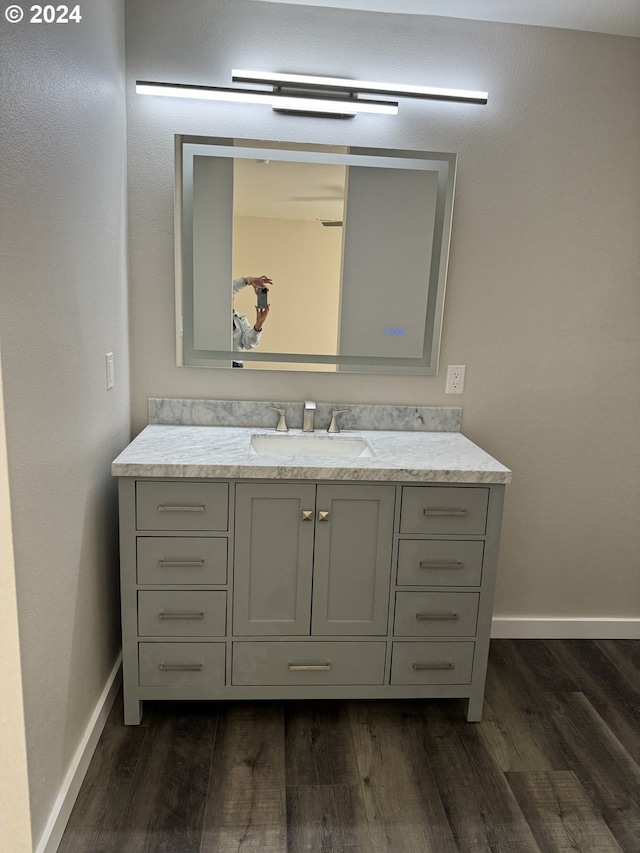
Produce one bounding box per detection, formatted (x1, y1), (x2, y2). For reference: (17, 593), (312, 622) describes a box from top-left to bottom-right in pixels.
(233, 482), (395, 638)
(312, 484), (395, 635)
(233, 483), (315, 635)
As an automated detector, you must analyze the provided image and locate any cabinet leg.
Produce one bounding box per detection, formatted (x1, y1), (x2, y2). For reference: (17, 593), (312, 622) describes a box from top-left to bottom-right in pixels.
(123, 695), (143, 726)
(465, 694), (484, 722)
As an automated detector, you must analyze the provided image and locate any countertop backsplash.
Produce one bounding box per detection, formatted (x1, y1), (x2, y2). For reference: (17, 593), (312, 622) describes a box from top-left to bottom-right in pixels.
(148, 398), (462, 433)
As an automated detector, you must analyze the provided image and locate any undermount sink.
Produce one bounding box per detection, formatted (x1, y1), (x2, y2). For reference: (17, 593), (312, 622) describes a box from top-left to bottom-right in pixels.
(250, 433), (374, 458)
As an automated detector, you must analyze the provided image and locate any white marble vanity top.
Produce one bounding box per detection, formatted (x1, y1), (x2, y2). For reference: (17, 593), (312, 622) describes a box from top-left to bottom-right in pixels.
(111, 424), (511, 484)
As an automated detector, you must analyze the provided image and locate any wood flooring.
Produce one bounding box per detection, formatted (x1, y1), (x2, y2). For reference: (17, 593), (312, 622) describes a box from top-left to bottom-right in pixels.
(58, 640), (640, 852)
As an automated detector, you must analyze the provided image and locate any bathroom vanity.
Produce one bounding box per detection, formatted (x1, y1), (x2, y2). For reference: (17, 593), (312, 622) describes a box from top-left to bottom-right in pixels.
(112, 400), (511, 725)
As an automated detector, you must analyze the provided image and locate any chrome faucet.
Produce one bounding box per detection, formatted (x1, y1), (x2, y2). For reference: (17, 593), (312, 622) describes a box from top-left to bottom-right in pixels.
(302, 400), (316, 432)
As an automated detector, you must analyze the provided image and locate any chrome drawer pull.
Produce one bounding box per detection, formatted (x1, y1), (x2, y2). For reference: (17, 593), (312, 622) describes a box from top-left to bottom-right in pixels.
(158, 505), (206, 512)
(423, 508), (468, 517)
(158, 611), (205, 620)
(419, 560), (464, 570)
(158, 560), (205, 568)
(301, 510), (313, 521)
(415, 611), (459, 621)
(159, 663), (204, 672)
(317, 511), (330, 522)
(288, 663), (331, 671)
(412, 661), (454, 671)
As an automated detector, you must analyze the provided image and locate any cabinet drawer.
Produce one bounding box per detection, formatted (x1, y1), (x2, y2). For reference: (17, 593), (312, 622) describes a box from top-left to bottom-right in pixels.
(397, 540), (483, 587)
(400, 487), (488, 535)
(138, 591), (226, 637)
(394, 592), (479, 637)
(137, 537), (227, 585)
(138, 642), (225, 689)
(232, 641), (386, 686)
(390, 642), (474, 685)
(136, 482), (229, 531)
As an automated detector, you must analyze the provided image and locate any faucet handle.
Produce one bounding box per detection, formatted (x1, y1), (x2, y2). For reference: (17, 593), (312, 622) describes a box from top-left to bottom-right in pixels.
(268, 406), (289, 432)
(327, 409), (350, 434)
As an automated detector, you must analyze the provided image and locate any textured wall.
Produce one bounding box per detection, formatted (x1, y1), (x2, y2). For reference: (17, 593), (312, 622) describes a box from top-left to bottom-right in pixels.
(125, 0), (640, 622)
(0, 0), (130, 842)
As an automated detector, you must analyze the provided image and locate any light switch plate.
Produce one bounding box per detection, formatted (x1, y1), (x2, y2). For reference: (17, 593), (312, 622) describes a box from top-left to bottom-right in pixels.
(106, 353), (115, 390)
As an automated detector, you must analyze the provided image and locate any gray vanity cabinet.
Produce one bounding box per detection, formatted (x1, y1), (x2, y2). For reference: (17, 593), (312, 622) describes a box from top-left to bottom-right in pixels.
(233, 482), (394, 637)
(117, 476), (505, 726)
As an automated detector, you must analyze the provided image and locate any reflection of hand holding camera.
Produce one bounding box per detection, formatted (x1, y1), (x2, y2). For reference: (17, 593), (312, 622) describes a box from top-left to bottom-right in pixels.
(254, 287), (270, 332)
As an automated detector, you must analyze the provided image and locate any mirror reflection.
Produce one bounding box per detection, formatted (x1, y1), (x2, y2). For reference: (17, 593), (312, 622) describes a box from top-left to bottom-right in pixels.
(231, 146), (347, 371)
(178, 137), (456, 374)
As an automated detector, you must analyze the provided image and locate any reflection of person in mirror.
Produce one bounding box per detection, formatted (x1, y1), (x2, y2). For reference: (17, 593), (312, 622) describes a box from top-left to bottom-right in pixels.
(232, 275), (272, 367)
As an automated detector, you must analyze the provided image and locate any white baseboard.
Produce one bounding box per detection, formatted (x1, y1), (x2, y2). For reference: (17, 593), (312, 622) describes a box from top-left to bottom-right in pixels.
(35, 653), (122, 853)
(491, 617), (640, 639)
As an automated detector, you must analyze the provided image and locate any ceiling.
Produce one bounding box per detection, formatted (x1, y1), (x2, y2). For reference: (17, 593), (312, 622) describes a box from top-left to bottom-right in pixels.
(253, 0), (640, 37)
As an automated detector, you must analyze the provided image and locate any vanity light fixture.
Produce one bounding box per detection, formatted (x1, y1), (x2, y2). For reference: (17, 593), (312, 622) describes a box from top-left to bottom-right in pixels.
(232, 69), (489, 106)
(136, 68), (487, 118)
(135, 81), (398, 118)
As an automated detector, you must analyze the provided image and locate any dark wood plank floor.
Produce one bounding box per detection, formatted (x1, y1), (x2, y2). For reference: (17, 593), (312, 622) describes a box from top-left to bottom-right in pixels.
(58, 640), (640, 853)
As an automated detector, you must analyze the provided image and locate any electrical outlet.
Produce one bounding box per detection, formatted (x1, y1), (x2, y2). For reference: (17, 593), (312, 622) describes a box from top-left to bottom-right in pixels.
(445, 364), (465, 394)
(106, 353), (115, 390)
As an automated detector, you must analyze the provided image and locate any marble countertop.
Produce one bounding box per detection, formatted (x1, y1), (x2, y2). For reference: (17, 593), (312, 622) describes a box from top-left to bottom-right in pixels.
(112, 425), (511, 484)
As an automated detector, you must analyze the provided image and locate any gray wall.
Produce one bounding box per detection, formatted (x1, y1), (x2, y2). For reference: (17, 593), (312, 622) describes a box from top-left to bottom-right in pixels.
(126, 0), (640, 626)
(0, 0), (130, 843)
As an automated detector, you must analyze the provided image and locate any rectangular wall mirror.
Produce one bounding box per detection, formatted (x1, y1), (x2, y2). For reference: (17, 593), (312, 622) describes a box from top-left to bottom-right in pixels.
(176, 136), (457, 374)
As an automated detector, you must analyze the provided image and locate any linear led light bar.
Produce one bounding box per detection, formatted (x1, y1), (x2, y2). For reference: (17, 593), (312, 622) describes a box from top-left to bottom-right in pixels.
(135, 81), (398, 116)
(233, 69), (488, 105)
